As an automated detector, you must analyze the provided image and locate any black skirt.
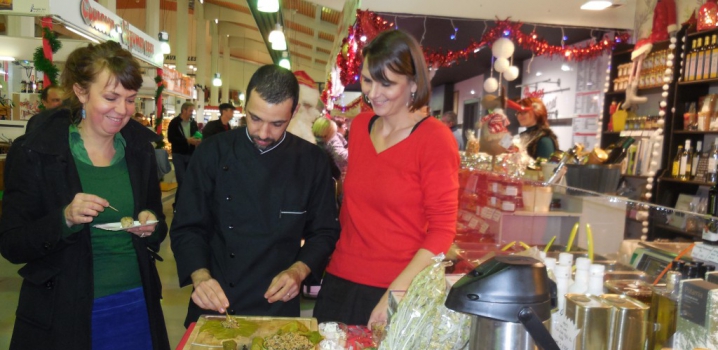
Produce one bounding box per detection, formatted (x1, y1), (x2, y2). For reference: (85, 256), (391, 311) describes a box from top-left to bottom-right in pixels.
(313, 273), (386, 325)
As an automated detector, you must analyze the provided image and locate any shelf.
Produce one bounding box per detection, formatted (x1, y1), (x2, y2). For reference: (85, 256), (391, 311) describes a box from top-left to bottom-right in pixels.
(603, 131), (621, 135)
(677, 78), (718, 86)
(623, 174), (652, 179)
(658, 176), (713, 186)
(653, 223), (702, 239)
(506, 210), (581, 218)
(673, 130), (718, 134)
(605, 87), (663, 95)
(686, 27), (718, 39)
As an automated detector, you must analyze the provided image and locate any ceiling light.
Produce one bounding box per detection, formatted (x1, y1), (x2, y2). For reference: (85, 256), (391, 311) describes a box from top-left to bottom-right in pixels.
(239, 92), (245, 101)
(214, 18), (219, 24)
(66, 26), (100, 43)
(212, 73), (222, 87)
(0, 56), (15, 61)
(580, 0), (612, 10)
(269, 24), (287, 51)
(561, 64), (571, 71)
(158, 31), (171, 54)
(278, 52), (291, 70)
(536, 71), (543, 77)
(257, 0), (279, 12)
(470, 90), (475, 95)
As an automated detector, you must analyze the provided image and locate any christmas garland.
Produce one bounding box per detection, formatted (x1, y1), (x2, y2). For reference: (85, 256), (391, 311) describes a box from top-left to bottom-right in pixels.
(32, 26), (61, 87)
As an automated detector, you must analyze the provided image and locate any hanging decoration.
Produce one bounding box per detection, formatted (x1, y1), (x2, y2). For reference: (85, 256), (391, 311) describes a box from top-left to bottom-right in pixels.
(32, 17), (62, 87)
(154, 69), (166, 138)
(324, 10), (631, 108)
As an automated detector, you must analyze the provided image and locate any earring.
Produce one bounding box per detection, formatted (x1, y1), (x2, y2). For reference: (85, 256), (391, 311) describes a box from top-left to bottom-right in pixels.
(411, 92), (416, 101)
(362, 94), (372, 105)
(81, 109), (86, 120)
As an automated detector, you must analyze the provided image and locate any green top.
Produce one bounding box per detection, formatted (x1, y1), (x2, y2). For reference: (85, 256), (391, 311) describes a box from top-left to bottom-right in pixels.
(68, 124), (140, 298)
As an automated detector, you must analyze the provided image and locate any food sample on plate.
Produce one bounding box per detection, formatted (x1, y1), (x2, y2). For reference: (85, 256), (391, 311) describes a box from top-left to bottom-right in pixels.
(120, 216), (134, 228)
(195, 317), (322, 349)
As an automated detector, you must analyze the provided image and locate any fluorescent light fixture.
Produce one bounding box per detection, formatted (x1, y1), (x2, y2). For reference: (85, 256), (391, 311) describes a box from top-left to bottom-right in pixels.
(536, 71), (543, 77)
(239, 92), (245, 101)
(212, 73), (222, 87)
(258, 0), (279, 12)
(561, 64), (571, 71)
(158, 31), (171, 54)
(580, 0), (612, 10)
(0, 56), (15, 61)
(278, 52), (291, 70)
(269, 24), (287, 51)
(66, 26), (100, 44)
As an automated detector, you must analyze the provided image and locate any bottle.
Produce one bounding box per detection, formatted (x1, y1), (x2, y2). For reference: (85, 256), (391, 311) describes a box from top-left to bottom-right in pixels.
(696, 37), (706, 81)
(703, 218), (718, 245)
(605, 137), (635, 164)
(672, 145), (683, 178)
(687, 39), (698, 81)
(712, 34), (718, 79)
(20, 80), (27, 93)
(704, 35), (713, 80)
(709, 139), (718, 183)
(691, 140), (702, 179)
(544, 257), (557, 283)
(554, 264), (571, 313)
(648, 270), (682, 350)
(679, 140), (691, 180)
(587, 264), (605, 295)
(568, 257), (591, 294)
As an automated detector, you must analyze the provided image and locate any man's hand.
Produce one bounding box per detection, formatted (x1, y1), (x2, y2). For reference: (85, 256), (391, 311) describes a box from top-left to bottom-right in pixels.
(191, 268), (230, 313)
(264, 262), (310, 303)
(188, 137), (201, 146)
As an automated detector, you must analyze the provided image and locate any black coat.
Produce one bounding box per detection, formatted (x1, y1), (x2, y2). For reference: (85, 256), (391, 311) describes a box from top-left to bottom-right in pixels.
(0, 108), (170, 350)
(201, 119), (229, 140)
(171, 128), (340, 326)
(167, 116), (198, 155)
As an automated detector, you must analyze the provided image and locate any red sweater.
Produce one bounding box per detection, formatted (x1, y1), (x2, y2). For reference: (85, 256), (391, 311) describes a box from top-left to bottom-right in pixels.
(326, 114), (459, 288)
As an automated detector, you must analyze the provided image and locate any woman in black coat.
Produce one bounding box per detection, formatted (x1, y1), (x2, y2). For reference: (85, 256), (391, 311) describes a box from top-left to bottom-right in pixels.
(0, 42), (169, 350)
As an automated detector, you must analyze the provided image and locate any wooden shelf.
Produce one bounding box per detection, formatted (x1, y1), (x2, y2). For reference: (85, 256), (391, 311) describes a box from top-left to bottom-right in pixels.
(658, 176), (712, 186)
(606, 87), (663, 95)
(673, 130), (718, 134)
(623, 174), (652, 179)
(603, 131), (621, 135)
(677, 78), (718, 86)
(653, 223), (702, 239)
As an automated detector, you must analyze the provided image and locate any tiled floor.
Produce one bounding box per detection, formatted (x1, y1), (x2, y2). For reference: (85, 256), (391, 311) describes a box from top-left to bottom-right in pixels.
(0, 188), (316, 349)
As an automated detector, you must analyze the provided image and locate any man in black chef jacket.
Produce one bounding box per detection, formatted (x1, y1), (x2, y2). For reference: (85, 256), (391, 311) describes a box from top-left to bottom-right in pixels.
(170, 65), (340, 327)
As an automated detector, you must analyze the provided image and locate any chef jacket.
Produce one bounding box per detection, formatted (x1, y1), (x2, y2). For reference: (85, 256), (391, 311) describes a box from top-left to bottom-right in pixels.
(170, 127), (340, 326)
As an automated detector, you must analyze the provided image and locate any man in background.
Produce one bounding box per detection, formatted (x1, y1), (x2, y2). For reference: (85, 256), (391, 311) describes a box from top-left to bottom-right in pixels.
(201, 103), (234, 139)
(25, 86), (64, 133)
(167, 102), (200, 207)
(441, 111), (465, 150)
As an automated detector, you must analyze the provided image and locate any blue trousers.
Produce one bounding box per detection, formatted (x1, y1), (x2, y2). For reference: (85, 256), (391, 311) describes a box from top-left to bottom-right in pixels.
(92, 287), (153, 350)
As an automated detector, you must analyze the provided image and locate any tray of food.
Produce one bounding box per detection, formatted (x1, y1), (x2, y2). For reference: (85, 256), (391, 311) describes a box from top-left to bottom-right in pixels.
(182, 315), (321, 350)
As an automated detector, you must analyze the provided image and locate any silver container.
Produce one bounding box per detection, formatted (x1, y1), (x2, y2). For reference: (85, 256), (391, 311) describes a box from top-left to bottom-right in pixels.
(565, 294), (612, 350)
(600, 294), (649, 350)
(469, 316), (552, 350)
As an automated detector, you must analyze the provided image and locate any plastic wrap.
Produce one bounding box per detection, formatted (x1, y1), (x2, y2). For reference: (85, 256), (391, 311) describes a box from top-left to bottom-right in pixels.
(379, 254), (470, 350)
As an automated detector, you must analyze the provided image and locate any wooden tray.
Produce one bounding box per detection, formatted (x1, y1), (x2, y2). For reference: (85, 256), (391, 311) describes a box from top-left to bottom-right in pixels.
(181, 315), (318, 349)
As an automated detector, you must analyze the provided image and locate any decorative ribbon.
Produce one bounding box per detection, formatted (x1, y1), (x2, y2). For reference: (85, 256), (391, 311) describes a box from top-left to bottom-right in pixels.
(156, 68), (163, 134)
(41, 17), (53, 63)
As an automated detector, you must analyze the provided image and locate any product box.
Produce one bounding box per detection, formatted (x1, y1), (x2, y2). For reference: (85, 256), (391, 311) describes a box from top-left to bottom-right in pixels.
(675, 279), (718, 350)
(707, 271), (718, 284)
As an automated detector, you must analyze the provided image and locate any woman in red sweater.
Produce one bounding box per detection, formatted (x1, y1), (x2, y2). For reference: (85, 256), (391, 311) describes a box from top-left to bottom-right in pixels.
(313, 29), (459, 326)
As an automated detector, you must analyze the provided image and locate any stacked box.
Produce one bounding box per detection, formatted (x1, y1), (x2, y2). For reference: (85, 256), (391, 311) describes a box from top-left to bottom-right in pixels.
(675, 279), (718, 350)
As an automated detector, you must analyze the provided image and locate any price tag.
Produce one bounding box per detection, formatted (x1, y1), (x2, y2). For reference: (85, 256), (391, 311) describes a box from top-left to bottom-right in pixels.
(620, 131), (628, 137)
(492, 210), (502, 222)
(691, 243), (718, 265)
(467, 217), (481, 229)
(461, 210), (474, 223)
(551, 311), (579, 350)
(480, 207), (494, 219)
(479, 222), (490, 234)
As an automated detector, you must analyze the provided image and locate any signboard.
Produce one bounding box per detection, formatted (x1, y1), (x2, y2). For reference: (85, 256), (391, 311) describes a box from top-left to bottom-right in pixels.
(50, 0), (163, 67)
(0, 0), (50, 16)
(162, 67), (195, 99)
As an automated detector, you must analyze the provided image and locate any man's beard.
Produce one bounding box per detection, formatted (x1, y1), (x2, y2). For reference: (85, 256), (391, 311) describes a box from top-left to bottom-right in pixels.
(250, 134), (277, 151)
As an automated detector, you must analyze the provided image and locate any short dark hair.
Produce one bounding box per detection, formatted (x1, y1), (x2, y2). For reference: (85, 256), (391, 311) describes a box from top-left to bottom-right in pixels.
(442, 111), (458, 125)
(40, 85), (62, 103)
(219, 103), (235, 113)
(245, 65), (299, 113)
(61, 41), (142, 112)
(361, 29), (430, 112)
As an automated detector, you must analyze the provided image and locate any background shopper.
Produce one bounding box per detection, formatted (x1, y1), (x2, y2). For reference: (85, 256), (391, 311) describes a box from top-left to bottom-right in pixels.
(516, 97), (559, 159)
(201, 103), (235, 139)
(313, 29), (460, 326)
(167, 102), (200, 208)
(0, 41), (169, 350)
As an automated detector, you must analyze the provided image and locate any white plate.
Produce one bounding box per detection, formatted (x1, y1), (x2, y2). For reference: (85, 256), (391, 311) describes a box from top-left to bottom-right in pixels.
(93, 220), (159, 231)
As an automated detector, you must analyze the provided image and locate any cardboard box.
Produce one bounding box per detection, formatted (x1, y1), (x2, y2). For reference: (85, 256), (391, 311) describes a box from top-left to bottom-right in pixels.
(675, 279), (718, 350)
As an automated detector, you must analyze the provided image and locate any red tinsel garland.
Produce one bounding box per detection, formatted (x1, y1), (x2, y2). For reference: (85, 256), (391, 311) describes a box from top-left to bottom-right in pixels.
(323, 10), (631, 107)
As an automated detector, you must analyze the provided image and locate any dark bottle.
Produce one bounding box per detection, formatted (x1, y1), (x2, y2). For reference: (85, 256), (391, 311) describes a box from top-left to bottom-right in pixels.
(709, 185), (718, 216)
(605, 137), (635, 164)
